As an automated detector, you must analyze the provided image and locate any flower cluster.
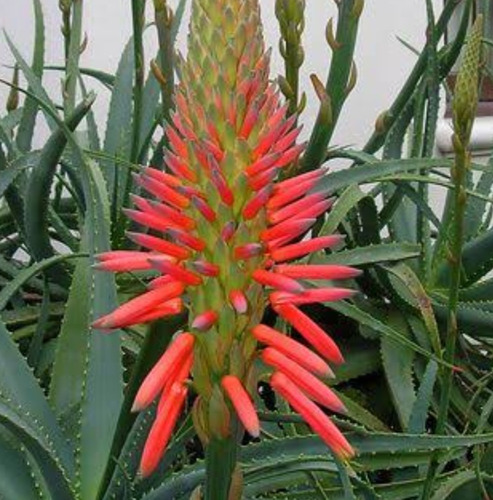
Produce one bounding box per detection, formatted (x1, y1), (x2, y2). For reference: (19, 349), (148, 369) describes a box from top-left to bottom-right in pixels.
(94, 0), (357, 477)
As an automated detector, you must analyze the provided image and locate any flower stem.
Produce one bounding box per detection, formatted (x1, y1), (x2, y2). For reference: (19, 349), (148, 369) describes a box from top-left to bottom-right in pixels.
(205, 420), (242, 500)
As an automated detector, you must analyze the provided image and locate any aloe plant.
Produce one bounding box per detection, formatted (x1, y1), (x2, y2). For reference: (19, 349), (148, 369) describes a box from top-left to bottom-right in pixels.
(0, 0), (492, 499)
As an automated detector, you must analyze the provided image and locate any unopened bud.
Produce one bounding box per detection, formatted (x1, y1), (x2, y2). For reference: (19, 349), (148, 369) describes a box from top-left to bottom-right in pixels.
(453, 15), (483, 145)
(326, 18), (342, 50)
(375, 110), (390, 135)
(351, 0), (365, 19)
(6, 65), (19, 112)
(151, 59), (168, 88)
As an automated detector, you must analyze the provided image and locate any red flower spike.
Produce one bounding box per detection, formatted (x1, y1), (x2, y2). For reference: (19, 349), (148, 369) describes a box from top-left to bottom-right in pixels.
(292, 199), (334, 222)
(133, 332), (194, 412)
(139, 383), (188, 478)
(203, 139), (224, 162)
(254, 118), (291, 159)
(167, 229), (206, 252)
(221, 221), (236, 242)
(271, 288), (357, 306)
(96, 250), (151, 262)
(92, 1), (355, 475)
(94, 254), (160, 273)
(132, 196), (196, 230)
(248, 168), (278, 192)
(270, 235), (344, 263)
(136, 175), (190, 209)
(131, 299), (184, 325)
(275, 303), (344, 364)
(191, 260), (220, 277)
(266, 102), (289, 129)
(123, 209), (178, 233)
(158, 352), (193, 414)
(143, 167), (182, 188)
(268, 193), (327, 225)
(229, 290), (248, 314)
(262, 348), (345, 412)
(243, 185), (273, 220)
(274, 143), (306, 169)
(271, 372), (354, 460)
(245, 152), (282, 177)
(273, 124), (302, 154)
(267, 177), (320, 210)
(149, 259), (203, 286)
(192, 310), (219, 331)
(164, 149), (197, 182)
(253, 325), (333, 377)
(253, 269), (304, 294)
(92, 282), (184, 330)
(221, 375), (260, 437)
(211, 168), (235, 206)
(234, 243), (264, 261)
(148, 275), (175, 289)
(126, 232), (190, 260)
(274, 168), (323, 192)
(166, 126), (188, 158)
(240, 102), (260, 139)
(275, 265), (362, 281)
(260, 218), (315, 243)
(192, 196), (217, 222)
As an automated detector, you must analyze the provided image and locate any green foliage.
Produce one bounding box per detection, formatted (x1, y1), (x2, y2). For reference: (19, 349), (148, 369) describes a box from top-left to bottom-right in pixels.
(0, 1), (492, 499)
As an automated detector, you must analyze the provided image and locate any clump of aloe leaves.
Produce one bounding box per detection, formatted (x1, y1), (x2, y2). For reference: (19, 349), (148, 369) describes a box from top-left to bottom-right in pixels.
(0, 1), (492, 499)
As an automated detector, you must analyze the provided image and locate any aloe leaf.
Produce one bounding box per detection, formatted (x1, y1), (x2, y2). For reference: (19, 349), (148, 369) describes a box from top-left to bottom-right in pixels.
(433, 300), (493, 338)
(0, 162), (27, 199)
(442, 227), (493, 286)
(0, 431), (42, 500)
(26, 280), (50, 368)
(0, 396), (74, 499)
(408, 360), (438, 434)
(16, 0), (45, 153)
(24, 93), (95, 285)
(101, 38), (134, 231)
(77, 161), (123, 500)
(464, 156), (493, 241)
(383, 263), (441, 356)
(334, 390), (389, 432)
(170, 0), (188, 42)
(319, 185), (366, 237)
(327, 301), (449, 368)
(381, 313), (416, 429)
(316, 243), (421, 267)
(49, 253), (90, 421)
(332, 338), (380, 385)
(313, 158), (448, 196)
(0, 319), (75, 478)
(4, 31), (57, 131)
(45, 65), (115, 88)
(80, 76), (101, 151)
(429, 469), (493, 500)
(8, 78), (124, 499)
(0, 253), (83, 311)
(137, 58), (161, 161)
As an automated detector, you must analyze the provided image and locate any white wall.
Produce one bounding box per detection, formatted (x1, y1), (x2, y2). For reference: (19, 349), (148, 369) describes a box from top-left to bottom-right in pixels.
(0, 0), (442, 148)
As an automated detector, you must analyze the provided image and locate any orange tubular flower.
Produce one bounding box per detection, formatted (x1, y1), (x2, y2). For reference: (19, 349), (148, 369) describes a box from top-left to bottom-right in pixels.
(93, 0), (357, 477)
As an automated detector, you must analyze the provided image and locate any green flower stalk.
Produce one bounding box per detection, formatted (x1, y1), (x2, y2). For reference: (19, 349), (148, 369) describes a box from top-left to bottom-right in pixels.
(93, 0), (357, 490)
(421, 15), (483, 500)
